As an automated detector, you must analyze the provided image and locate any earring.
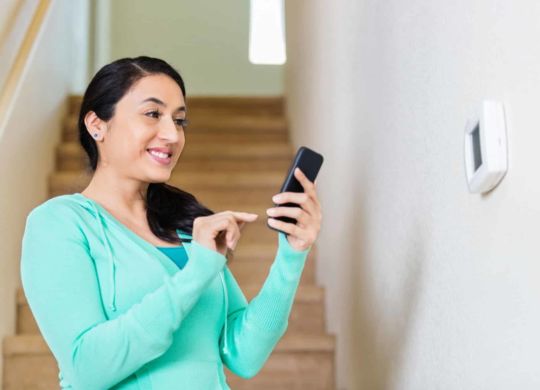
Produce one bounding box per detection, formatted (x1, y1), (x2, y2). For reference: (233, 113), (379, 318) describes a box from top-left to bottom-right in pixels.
(93, 133), (98, 138)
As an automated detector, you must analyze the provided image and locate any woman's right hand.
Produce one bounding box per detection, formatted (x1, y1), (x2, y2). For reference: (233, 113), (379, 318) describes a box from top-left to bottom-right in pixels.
(193, 211), (259, 256)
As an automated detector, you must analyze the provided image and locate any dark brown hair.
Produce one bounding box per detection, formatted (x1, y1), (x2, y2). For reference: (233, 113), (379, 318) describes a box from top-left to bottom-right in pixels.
(77, 56), (215, 243)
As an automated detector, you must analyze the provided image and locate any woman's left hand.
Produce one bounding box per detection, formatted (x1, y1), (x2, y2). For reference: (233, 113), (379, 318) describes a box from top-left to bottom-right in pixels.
(266, 167), (322, 252)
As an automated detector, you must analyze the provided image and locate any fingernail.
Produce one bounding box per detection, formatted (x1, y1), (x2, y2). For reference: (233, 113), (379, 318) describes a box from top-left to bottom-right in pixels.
(266, 208), (275, 215)
(273, 195), (280, 202)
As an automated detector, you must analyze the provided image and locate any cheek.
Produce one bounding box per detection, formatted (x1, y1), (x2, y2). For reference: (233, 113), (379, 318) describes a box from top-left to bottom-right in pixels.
(110, 129), (149, 162)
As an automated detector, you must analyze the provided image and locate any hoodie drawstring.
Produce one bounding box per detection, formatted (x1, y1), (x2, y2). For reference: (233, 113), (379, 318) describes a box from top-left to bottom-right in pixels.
(219, 270), (229, 354)
(86, 206), (225, 336)
(178, 229), (229, 354)
(90, 202), (117, 312)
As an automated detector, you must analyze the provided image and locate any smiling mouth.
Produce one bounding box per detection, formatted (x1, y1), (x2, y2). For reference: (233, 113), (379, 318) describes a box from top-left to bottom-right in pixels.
(146, 149), (172, 165)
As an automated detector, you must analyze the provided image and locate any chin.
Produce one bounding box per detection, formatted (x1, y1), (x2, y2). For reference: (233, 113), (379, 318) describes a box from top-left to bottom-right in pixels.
(152, 173), (172, 183)
(143, 169), (172, 184)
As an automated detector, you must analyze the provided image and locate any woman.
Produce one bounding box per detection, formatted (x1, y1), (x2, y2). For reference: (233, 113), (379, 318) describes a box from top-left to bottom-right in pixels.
(20, 56), (322, 389)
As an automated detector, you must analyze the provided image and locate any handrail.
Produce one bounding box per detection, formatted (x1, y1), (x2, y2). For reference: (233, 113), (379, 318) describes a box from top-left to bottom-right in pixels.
(0, 0), (51, 135)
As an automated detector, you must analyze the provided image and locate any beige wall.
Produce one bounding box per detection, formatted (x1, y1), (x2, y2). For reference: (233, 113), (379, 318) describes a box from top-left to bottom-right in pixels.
(0, 0), (21, 36)
(108, 0), (283, 96)
(286, 0), (540, 389)
(0, 1), (87, 384)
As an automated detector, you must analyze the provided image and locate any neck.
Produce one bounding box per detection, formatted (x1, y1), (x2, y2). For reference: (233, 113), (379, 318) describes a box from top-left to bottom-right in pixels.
(82, 167), (149, 217)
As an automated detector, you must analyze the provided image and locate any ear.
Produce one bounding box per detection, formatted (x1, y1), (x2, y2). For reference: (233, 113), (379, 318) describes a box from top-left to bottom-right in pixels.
(84, 111), (107, 140)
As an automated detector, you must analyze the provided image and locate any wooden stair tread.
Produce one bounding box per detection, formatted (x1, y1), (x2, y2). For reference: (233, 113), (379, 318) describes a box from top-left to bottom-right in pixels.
(69, 95), (286, 116)
(4, 332), (334, 357)
(57, 141), (294, 157)
(3, 94), (335, 390)
(16, 284), (324, 307)
(63, 114), (288, 135)
(49, 170), (285, 188)
(242, 284), (324, 302)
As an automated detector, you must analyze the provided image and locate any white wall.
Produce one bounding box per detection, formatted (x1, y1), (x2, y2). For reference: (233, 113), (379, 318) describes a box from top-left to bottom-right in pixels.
(107, 0), (283, 96)
(286, 0), (540, 389)
(0, 0), (89, 384)
(0, 0), (20, 31)
(0, 0), (39, 92)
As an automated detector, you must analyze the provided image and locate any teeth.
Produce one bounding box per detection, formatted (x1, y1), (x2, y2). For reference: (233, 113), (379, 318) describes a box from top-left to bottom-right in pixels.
(148, 150), (170, 159)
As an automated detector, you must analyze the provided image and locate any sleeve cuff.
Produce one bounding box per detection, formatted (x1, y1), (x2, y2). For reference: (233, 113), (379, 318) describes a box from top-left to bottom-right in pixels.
(272, 231), (312, 282)
(277, 231), (312, 257)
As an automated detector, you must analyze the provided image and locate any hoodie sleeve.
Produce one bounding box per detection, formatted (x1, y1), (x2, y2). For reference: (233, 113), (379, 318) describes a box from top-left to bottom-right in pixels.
(20, 202), (226, 390)
(219, 231), (311, 378)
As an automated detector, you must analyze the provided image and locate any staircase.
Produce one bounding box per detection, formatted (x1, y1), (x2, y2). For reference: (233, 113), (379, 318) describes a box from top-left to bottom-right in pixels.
(3, 95), (336, 389)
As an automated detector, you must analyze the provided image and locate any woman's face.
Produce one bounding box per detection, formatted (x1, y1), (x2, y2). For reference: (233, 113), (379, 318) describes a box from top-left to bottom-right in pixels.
(98, 73), (186, 183)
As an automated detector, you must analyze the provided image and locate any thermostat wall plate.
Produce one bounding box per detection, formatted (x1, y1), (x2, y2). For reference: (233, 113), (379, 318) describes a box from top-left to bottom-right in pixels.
(464, 100), (508, 193)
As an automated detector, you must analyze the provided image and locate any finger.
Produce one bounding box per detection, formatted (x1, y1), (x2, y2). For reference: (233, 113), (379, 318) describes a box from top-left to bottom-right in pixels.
(267, 217), (309, 242)
(222, 213), (243, 249)
(211, 211), (259, 251)
(219, 210), (259, 222)
(237, 214), (256, 231)
(294, 168), (321, 208)
(273, 192), (308, 205)
(237, 220), (246, 231)
(266, 206), (309, 224)
(273, 192), (317, 217)
(294, 168), (316, 197)
(210, 218), (234, 251)
(225, 216), (241, 250)
(211, 215), (240, 251)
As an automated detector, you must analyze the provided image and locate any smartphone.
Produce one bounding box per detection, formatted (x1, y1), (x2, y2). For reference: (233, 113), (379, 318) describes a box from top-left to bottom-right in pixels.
(267, 146), (324, 235)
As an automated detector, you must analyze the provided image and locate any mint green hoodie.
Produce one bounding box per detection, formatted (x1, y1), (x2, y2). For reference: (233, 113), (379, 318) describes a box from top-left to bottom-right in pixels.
(20, 193), (311, 389)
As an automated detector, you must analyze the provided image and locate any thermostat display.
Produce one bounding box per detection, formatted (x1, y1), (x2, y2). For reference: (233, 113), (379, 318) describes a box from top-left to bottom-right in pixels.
(464, 100), (508, 193)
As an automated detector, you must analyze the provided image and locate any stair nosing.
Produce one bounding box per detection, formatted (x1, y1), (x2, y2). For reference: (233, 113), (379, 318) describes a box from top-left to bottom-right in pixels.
(4, 331), (335, 357)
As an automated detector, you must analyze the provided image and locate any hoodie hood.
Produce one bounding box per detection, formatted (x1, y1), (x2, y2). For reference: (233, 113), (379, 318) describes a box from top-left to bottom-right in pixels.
(75, 193), (230, 353)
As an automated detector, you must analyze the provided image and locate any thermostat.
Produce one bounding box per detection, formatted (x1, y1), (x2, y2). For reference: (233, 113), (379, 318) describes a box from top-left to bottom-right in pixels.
(464, 100), (508, 193)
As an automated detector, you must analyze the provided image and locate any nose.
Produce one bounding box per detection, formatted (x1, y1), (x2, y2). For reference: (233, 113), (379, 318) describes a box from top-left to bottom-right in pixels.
(158, 115), (182, 142)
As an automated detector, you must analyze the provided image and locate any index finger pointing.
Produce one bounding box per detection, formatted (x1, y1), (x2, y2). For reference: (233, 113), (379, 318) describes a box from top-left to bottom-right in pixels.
(221, 210), (259, 221)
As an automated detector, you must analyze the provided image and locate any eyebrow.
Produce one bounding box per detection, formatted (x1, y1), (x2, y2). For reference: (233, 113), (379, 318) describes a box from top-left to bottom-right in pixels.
(140, 97), (186, 112)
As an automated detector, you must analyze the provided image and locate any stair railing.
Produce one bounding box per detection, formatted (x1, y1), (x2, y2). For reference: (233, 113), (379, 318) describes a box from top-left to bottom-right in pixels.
(0, 0), (51, 139)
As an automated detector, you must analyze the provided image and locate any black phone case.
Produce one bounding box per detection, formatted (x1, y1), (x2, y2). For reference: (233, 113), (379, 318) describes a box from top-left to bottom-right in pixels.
(267, 146), (324, 235)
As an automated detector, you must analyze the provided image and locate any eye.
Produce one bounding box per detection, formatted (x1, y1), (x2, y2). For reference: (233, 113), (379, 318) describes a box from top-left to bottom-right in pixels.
(175, 118), (189, 128)
(145, 110), (161, 119)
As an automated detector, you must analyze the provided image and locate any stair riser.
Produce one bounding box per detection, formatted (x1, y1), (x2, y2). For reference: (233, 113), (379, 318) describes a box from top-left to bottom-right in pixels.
(4, 352), (333, 390)
(231, 223), (302, 246)
(225, 352), (334, 390)
(56, 158), (291, 174)
(49, 172), (284, 195)
(64, 123), (287, 142)
(68, 96), (285, 117)
(58, 157), (292, 173)
(4, 95), (335, 390)
(48, 188), (280, 206)
(49, 184), (282, 199)
(3, 355), (59, 390)
(57, 143), (293, 160)
(17, 298), (325, 336)
(49, 185), (283, 199)
(228, 260), (315, 287)
(63, 130), (289, 144)
(63, 118), (286, 141)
